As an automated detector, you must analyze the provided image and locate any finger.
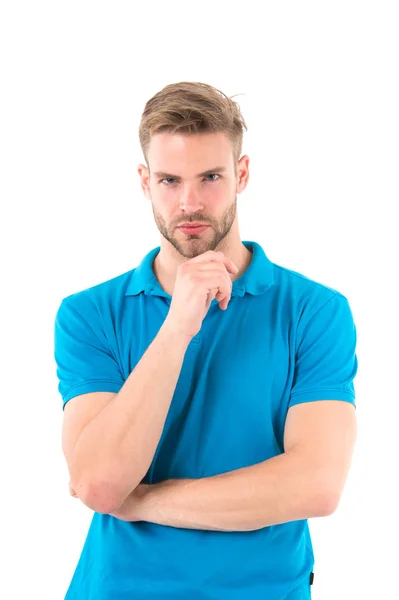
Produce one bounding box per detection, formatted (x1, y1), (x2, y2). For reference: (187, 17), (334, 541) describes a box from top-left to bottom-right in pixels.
(196, 273), (232, 301)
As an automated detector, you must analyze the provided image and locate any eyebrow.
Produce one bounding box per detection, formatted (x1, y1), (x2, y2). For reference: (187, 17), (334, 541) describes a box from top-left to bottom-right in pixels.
(153, 166), (227, 180)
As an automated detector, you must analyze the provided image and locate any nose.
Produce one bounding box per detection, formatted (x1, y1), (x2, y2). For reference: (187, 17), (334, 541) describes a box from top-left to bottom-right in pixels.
(179, 184), (205, 212)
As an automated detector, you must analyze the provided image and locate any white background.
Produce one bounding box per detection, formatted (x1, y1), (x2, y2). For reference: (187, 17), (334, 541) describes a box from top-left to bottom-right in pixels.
(1, 1), (398, 598)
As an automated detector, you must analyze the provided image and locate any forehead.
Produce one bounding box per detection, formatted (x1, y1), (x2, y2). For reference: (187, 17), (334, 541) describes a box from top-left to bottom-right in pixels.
(148, 132), (233, 173)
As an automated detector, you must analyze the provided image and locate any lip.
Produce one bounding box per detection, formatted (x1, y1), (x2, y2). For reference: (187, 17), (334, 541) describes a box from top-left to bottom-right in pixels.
(178, 224), (209, 235)
(178, 223), (208, 228)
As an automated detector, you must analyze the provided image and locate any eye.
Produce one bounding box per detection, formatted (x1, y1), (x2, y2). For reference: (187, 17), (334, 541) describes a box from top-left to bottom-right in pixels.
(159, 174), (220, 186)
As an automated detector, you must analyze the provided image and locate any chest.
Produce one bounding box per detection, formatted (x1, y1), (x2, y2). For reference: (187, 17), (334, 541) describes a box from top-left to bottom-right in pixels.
(116, 295), (297, 480)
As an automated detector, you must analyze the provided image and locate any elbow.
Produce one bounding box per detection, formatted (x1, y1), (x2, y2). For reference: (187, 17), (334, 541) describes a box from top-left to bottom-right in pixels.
(70, 463), (145, 514)
(311, 485), (340, 517)
(78, 480), (124, 514)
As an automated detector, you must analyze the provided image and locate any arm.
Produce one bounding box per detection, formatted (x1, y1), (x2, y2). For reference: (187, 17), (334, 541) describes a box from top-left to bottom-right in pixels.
(113, 400), (357, 531)
(69, 321), (191, 514)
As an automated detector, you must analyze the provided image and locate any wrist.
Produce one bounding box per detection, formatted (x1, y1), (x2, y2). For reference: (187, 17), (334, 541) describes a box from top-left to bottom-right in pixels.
(160, 320), (193, 346)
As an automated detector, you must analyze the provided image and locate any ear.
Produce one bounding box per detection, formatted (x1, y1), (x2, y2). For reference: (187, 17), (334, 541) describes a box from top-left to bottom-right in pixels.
(137, 164), (151, 200)
(236, 155), (250, 193)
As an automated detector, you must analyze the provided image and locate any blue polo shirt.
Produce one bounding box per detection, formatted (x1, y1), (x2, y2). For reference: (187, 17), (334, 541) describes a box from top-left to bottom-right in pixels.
(54, 240), (358, 600)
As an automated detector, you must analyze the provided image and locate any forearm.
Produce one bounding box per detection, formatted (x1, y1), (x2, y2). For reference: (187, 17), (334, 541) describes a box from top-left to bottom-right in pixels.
(70, 321), (191, 513)
(117, 451), (334, 531)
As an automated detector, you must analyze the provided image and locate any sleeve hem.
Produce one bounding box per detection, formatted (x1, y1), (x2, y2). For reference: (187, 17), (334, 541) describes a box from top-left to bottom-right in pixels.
(289, 389), (356, 407)
(62, 380), (124, 405)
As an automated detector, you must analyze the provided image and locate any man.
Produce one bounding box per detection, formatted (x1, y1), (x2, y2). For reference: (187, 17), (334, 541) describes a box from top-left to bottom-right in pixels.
(54, 81), (358, 599)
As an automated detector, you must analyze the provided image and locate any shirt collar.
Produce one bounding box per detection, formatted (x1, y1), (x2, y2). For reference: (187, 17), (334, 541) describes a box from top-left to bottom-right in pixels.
(125, 240), (275, 299)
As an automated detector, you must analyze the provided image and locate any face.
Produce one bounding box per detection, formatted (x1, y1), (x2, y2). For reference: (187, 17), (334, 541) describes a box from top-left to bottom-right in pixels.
(138, 132), (249, 259)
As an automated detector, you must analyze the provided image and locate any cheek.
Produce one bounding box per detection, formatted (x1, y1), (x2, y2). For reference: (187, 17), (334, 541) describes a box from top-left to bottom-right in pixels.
(204, 183), (227, 201)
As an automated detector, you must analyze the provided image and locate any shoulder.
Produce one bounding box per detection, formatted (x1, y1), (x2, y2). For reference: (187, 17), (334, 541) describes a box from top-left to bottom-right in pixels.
(57, 268), (136, 315)
(271, 261), (352, 326)
(273, 261), (342, 296)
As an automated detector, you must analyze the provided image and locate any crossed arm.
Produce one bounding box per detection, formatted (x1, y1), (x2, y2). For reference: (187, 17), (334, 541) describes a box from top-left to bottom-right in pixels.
(70, 400), (357, 532)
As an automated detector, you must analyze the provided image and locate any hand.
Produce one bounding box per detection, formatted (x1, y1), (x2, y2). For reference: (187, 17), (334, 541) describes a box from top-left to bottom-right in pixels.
(164, 250), (238, 339)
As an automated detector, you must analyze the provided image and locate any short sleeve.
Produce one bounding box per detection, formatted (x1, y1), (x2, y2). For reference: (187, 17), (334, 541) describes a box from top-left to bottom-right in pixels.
(289, 293), (358, 408)
(54, 296), (125, 410)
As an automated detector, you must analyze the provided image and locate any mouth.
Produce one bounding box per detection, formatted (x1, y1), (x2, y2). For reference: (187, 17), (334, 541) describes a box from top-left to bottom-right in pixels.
(178, 225), (209, 235)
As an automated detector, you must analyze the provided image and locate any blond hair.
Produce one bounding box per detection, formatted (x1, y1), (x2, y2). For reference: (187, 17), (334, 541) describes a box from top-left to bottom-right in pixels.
(139, 82), (247, 174)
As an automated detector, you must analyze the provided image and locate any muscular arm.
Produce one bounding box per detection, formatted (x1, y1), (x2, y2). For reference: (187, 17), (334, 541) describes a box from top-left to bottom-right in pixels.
(113, 401), (357, 531)
(69, 322), (191, 514)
